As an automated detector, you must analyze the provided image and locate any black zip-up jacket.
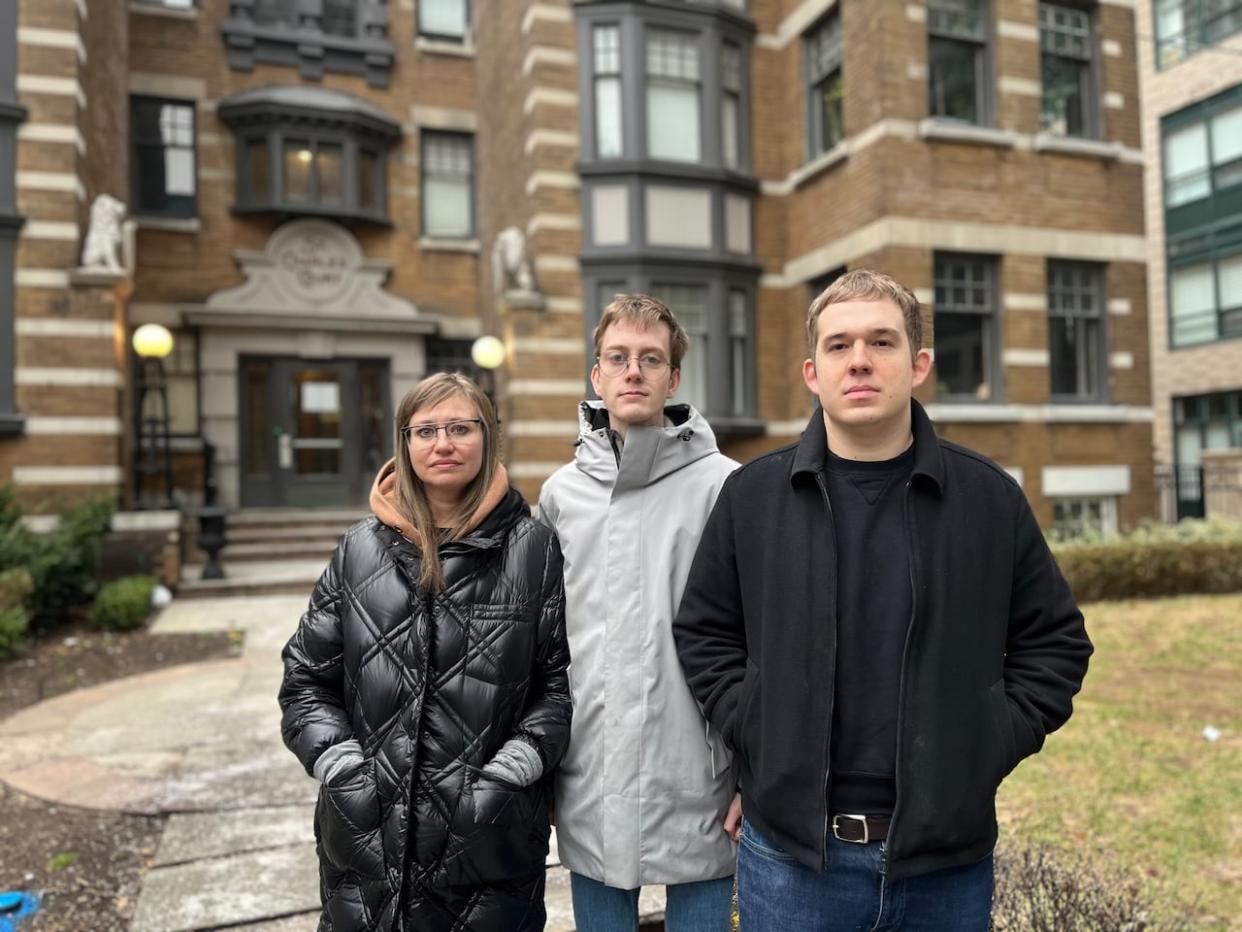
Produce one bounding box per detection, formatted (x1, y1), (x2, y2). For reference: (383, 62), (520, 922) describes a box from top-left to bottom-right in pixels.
(673, 402), (1091, 880)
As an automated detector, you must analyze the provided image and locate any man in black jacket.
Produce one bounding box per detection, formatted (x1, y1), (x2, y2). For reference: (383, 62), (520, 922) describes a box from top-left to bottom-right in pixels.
(673, 269), (1091, 930)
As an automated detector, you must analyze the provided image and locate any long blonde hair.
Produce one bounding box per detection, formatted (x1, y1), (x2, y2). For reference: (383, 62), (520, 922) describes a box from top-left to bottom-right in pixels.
(393, 372), (501, 591)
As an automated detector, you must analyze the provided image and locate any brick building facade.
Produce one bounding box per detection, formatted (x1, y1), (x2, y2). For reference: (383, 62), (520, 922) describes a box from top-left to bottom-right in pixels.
(1, 0), (1156, 535)
(1135, 0), (1242, 520)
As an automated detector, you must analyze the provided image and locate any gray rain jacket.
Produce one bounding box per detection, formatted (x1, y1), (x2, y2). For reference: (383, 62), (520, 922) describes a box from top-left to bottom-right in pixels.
(537, 401), (739, 889)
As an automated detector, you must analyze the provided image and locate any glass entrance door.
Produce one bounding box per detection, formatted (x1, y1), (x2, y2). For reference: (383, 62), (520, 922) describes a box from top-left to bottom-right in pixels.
(239, 356), (390, 507)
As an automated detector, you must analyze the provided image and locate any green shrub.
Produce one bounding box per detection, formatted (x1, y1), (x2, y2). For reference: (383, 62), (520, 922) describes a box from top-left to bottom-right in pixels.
(0, 487), (115, 630)
(91, 574), (158, 631)
(1052, 518), (1242, 603)
(0, 567), (33, 658)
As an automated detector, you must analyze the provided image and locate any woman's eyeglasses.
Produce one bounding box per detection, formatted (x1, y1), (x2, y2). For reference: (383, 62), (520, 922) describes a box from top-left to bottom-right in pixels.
(401, 419), (484, 445)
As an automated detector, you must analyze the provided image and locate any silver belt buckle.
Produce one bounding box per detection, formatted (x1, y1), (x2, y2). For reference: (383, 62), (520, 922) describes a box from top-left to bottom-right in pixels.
(832, 813), (870, 844)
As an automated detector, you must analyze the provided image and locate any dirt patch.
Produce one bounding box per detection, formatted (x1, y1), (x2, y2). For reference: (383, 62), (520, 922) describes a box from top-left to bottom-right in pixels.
(0, 623), (241, 930)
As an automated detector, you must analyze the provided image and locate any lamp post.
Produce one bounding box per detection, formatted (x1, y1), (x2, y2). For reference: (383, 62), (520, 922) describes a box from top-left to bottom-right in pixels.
(132, 324), (175, 509)
(471, 335), (506, 413)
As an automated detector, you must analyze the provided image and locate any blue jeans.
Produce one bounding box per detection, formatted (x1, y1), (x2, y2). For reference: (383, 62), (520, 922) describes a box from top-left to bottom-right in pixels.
(569, 871), (734, 932)
(737, 818), (992, 931)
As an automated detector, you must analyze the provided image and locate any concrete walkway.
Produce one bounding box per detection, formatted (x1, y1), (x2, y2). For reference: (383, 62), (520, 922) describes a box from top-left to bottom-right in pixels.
(0, 595), (654, 930)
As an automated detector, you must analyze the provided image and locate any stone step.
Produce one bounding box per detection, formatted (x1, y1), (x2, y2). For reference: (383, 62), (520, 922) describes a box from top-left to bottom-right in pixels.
(178, 560), (324, 600)
(223, 524), (355, 543)
(227, 508), (367, 528)
(220, 540), (339, 562)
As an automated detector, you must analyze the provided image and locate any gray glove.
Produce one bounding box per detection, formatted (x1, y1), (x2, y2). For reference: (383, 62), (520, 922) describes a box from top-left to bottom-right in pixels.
(479, 737), (543, 788)
(313, 739), (364, 785)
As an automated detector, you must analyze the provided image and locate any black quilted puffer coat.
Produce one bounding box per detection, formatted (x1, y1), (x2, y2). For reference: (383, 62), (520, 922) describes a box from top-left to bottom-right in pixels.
(279, 481), (571, 932)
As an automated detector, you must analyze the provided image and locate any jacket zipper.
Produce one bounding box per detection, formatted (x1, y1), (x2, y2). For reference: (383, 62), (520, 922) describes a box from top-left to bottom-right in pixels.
(814, 471), (837, 871)
(883, 480), (920, 877)
(607, 429), (622, 469)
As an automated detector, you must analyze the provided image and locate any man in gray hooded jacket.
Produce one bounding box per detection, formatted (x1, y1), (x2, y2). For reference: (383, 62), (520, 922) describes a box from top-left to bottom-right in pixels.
(537, 293), (740, 932)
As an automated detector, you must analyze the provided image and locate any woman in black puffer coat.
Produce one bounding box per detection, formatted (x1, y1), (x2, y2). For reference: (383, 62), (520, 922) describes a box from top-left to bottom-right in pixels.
(279, 372), (571, 932)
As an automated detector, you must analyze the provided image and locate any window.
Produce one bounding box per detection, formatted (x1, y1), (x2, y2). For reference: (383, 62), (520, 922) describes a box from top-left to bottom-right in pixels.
(646, 30), (701, 162)
(927, 0), (990, 125)
(652, 284), (709, 412)
(594, 25), (623, 158)
(1155, 0), (1242, 67)
(722, 42), (744, 169)
(420, 0), (470, 41)
(806, 14), (844, 157)
(164, 329), (200, 435)
(1174, 391), (1242, 514)
(219, 86), (399, 223)
(1051, 497), (1117, 540)
(1039, 4), (1095, 137)
(130, 97), (197, 218)
(808, 267), (847, 305)
(422, 132), (474, 239)
(221, 0), (393, 87)
(1169, 252), (1242, 345)
(728, 288), (750, 416)
(321, 0), (359, 38)
(252, 0), (356, 34)
(934, 253), (998, 400)
(1162, 100), (1242, 208)
(1047, 261), (1106, 401)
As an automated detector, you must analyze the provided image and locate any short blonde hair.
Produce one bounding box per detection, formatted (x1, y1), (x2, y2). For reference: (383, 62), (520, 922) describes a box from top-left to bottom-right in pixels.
(806, 269), (924, 359)
(593, 293), (690, 370)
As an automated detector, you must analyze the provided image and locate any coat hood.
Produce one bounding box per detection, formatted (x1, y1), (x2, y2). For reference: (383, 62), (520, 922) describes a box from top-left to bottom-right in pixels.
(573, 400), (724, 492)
(369, 457), (511, 547)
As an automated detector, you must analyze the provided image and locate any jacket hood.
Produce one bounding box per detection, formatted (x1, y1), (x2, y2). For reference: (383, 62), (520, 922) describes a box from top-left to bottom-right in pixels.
(573, 400), (723, 492)
(369, 457), (512, 547)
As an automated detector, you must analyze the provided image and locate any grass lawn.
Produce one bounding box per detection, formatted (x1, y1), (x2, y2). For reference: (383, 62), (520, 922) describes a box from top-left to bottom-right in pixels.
(996, 593), (1242, 929)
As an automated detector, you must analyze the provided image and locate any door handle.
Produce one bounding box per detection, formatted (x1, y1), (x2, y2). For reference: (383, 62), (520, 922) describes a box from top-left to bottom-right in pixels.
(278, 433), (293, 470)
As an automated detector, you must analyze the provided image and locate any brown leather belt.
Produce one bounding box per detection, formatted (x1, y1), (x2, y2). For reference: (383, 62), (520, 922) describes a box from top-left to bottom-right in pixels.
(831, 813), (890, 844)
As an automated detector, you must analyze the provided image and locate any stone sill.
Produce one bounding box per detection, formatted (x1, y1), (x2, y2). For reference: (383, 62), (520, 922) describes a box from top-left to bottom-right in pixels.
(419, 237), (480, 254)
(129, 2), (199, 20)
(1032, 133), (1123, 161)
(415, 36), (476, 58)
(136, 216), (202, 233)
(759, 142), (849, 196)
(918, 119), (1020, 149)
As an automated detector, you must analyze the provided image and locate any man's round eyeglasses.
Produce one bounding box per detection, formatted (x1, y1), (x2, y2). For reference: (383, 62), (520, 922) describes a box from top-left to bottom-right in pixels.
(402, 419), (483, 445)
(597, 351), (670, 377)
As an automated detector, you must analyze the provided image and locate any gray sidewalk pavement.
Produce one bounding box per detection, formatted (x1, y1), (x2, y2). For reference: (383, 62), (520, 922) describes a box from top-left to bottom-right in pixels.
(0, 595), (643, 930)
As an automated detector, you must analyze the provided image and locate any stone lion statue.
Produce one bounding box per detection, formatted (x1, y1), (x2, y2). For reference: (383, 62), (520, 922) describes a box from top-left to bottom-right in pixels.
(80, 194), (127, 272)
(491, 226), (537, 295)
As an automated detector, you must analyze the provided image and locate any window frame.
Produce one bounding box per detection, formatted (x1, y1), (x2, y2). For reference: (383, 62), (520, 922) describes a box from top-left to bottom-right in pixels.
(1047, 259), (1108, 403)
(805, 12), (844, 158)
(1051, 496), (1118, 540)
(1039, 2), (1100, 139)
(592, 22), (625, 159)
(220, 90), (400, 225)
(418, 0), (472, 43)
(933, 252), (1002, 402)
(644, 26), (705, 163)
(1167, 249), (1242, 347)
(1154, 0), (1242, 68)
(420, 130), (476, 240)
(130, 95), (198, 219)
(926, 0), (994, 126)
(220, 0), (395, 88)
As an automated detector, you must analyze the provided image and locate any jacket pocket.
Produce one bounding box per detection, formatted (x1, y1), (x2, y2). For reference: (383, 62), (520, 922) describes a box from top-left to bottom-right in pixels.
(446, 769), (549, 884)
(315, 757), (385, 880)
(987, 679), (1019, 782)
(732, 662), (759, 754)
(706, 720), (732, 779)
